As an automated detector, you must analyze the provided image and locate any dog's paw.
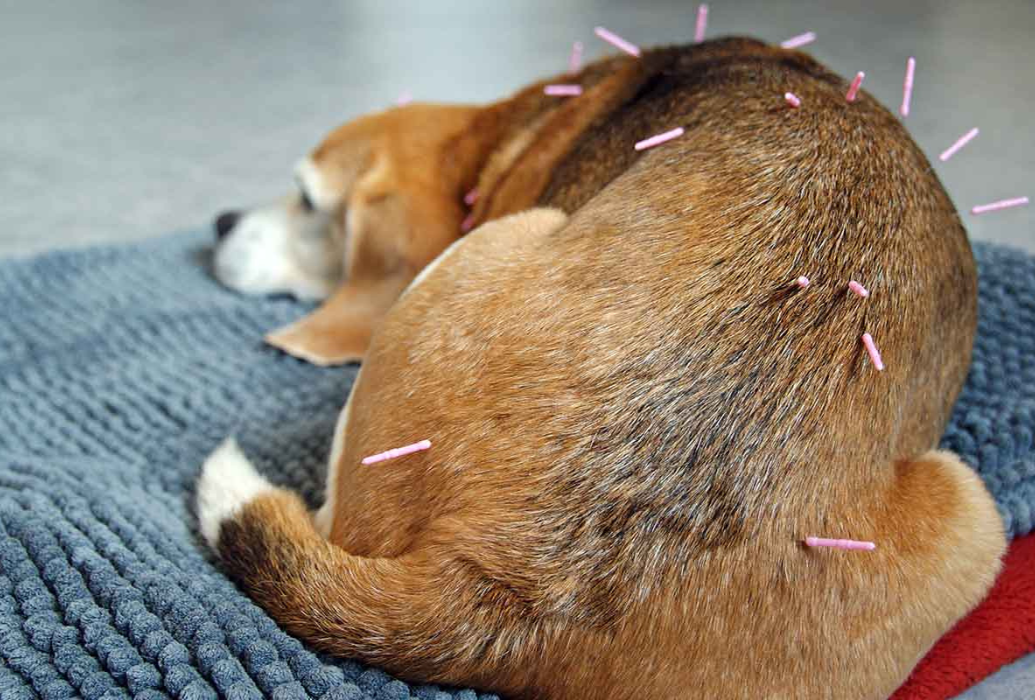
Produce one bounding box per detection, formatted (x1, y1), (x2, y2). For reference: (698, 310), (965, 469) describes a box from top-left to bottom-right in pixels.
(196, 437), (274, 549)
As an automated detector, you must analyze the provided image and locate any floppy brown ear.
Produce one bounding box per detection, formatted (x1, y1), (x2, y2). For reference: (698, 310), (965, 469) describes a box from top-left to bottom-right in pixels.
(264, 279), (402, 366)
(266, 151), (417, 367)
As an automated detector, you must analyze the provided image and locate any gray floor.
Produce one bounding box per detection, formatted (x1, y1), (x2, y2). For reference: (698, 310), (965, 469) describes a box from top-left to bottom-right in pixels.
(1, 2), (1031, 697)
(0, 0), (1032, 258)
(961, 653), (1035, 700)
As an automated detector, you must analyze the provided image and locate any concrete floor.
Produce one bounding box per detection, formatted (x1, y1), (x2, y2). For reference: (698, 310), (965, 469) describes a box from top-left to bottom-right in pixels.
(0, 2), (1031, 696)
(0, 0), (1031, 257)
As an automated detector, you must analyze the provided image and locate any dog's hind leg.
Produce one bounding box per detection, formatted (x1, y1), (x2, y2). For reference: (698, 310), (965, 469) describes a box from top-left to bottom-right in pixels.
(808, 450), (1006, 699)
(315, 207), (571, 556)
(886, 451), (1004, 677)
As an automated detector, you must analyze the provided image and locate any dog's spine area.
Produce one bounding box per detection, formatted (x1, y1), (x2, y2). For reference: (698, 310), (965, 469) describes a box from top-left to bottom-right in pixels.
(196, 437), (276, 548)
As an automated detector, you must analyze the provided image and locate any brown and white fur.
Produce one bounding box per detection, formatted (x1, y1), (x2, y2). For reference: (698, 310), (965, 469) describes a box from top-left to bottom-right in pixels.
(197, 38), (1005, 699)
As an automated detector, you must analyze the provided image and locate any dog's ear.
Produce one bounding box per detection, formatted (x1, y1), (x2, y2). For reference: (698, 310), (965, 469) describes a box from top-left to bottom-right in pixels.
(266, 148), (417, 366)
(267, 104), (487, 366)
(264, 278), (403, 366)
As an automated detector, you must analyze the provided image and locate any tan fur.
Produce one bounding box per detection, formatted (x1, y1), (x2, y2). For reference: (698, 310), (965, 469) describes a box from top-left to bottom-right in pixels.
(265, 75), (585, 363)
(265, 103), (486, 363)
(210, 38), (1005, 699)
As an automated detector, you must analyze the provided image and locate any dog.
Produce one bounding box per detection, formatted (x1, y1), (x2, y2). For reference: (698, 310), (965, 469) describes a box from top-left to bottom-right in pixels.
(197, 38), (1006, 699)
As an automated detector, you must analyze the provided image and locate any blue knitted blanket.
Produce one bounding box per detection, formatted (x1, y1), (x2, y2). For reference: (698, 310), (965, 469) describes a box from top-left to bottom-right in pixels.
(1, 232), (1033, 699)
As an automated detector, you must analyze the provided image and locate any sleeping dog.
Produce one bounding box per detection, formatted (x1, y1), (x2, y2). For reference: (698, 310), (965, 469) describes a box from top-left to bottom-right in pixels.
(198, 38), (1005, 699)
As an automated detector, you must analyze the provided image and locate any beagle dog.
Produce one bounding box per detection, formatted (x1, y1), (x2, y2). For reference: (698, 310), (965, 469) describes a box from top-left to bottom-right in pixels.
(198, 38), (1005, 699)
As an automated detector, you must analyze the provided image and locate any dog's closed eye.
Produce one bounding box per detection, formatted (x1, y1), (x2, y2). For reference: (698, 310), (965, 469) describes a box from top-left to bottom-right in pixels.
(296, 179), (315, 213)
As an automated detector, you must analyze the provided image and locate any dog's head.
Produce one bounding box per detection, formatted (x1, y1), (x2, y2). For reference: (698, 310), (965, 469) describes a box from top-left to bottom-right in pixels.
(213, 104), (486, 301)
(211, 104), (486, 364)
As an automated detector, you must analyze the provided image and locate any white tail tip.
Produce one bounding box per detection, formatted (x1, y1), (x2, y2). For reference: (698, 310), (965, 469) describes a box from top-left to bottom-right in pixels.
(196, 437), (274, 549)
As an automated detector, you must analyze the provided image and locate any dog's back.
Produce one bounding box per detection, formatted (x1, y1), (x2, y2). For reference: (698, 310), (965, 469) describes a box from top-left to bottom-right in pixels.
(515, 40), (989, 697)
(200, 39), (1004, 699)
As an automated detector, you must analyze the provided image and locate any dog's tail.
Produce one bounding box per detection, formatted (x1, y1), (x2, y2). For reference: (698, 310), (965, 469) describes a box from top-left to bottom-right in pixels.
(195, 438), (523, 687)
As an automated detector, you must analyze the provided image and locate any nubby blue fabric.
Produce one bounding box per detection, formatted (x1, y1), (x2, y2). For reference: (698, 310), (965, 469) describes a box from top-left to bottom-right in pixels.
(0, 232), (1033, 698)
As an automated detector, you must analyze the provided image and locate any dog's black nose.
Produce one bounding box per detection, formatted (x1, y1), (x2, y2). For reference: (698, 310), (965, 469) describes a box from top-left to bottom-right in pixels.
(214, 210), (241, 242)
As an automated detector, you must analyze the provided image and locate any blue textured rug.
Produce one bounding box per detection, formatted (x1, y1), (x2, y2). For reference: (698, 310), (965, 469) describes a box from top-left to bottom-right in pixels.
(0, 232), (1033, 699)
